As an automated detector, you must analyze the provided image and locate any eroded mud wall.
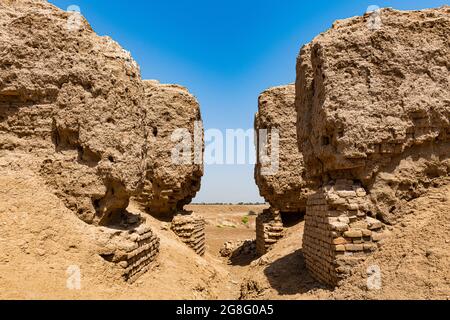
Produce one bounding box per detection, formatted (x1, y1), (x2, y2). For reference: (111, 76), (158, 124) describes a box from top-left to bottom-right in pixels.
(297, 7), (450, 286)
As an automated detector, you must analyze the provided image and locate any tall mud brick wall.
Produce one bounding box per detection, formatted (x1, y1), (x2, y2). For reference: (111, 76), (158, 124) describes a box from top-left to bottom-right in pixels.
(297, 7), (450, 286)
(134, 81), (205, 256)
(255, 85), (310, 213)
(0, 0), (147, 227)
(171, 214), (206, 256)
(254, 85), (312, 254)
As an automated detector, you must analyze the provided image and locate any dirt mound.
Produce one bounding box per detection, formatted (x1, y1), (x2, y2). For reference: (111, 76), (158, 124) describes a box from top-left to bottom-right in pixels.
(0, 165), (237, 299)
(296, 6), (450, 223)
(331, 180), (450, 300)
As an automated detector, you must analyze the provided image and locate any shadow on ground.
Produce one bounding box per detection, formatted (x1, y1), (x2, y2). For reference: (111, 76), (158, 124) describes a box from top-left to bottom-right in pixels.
(230, 252), (258, 266)
(263, 249), (328, 295)
(228, 240), (258, 266)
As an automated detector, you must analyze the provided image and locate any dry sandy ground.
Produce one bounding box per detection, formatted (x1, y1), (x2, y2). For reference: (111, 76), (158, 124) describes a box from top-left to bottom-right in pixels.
(0, 157), (237, 300)
(0, 157), (449, 300)
(239, 180), (450, 300)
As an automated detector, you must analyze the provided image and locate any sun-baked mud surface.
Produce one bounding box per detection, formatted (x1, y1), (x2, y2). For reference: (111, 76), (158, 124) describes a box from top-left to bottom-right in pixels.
(1, 180), (448, 300)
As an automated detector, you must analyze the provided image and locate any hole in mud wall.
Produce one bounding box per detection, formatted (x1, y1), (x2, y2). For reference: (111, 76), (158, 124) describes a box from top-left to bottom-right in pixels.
(78, 146), (101, 164)
(52, 125), (79, 151)
(281, 211), (304, 228)
(191, 179), (200, 188)
(102, 210), (125, 226)
(152, 127), (158, 137)
(322, 136), (330, 146)
(92, 198), (101, 211)
(99, 253), (114, 262)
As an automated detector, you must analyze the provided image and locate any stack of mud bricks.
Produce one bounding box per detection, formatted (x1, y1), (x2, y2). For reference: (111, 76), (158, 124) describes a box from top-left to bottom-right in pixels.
(303, 179), (385, 286)
(256, 209), (284, 256)
(108, 225), (160, 283)
(171, 213), (206, 256)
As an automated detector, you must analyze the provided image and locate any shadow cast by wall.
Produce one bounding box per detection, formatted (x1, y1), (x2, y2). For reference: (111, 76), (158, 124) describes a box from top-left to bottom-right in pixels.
(229, 240), (258, 266)
(263, 249), (329, 295)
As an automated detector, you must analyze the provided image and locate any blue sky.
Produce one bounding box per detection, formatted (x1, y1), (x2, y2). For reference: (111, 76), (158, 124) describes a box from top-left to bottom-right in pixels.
(50, 0), (448, 203)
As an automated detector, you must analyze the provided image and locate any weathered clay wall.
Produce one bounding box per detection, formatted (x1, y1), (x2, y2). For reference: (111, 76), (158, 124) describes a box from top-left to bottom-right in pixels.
(0, 1), (204, 226)
(297, 7), (450, 223)
(297, 7), (450, 286)
(255, 85), (310, 214)
(0, 0), (205, 281)
(0, 0), (147, 226)
(135, 80), (204, 217)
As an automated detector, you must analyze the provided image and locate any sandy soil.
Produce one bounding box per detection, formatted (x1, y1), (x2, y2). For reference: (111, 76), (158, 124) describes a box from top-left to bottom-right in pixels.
(0, 162), (448, 300)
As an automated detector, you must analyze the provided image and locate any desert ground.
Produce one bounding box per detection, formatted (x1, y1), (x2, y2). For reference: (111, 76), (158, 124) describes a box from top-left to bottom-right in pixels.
(1, 173), (448, 300)
(0, 1), (449, 301)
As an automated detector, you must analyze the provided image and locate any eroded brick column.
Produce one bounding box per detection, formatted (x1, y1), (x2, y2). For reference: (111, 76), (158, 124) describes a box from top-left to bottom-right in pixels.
(303, 179), (385, 286)
(97, 224), (160, 283)
(171, 213), (206, 256)
(256, 209), (284, 256)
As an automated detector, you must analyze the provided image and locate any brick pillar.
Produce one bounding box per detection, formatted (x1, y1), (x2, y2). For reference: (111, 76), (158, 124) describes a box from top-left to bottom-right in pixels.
(303, 179), (385, 286)
(256, 209), (284, 256)
(171, 213), (206, 256)
(98, 224), (160, 283)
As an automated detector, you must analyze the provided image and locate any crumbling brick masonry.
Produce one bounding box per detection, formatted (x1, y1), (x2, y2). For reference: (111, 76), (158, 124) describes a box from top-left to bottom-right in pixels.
(171, 214), (206, 256)
(303, 180), (386, 285)
(96, 224), (160, 283)
(256, 209), (284, 256)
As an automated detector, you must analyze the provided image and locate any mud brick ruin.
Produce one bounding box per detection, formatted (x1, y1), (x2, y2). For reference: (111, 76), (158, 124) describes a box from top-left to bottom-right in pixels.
(171, 214), (206, 256)
(303, 180), (383, 285)
(297, 7), (450, 286)
(1, 0), (449, 291)
(254, 6), (450, 286)
(135, 80), (204, 217)
(255, 209), (284, 255)
(254, 85), (311, 254)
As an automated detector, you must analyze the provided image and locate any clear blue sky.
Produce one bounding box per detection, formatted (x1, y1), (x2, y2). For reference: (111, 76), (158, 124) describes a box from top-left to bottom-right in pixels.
(50, 0), (448, 203)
